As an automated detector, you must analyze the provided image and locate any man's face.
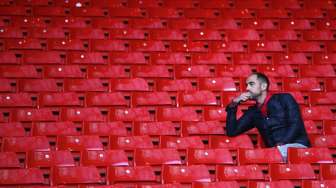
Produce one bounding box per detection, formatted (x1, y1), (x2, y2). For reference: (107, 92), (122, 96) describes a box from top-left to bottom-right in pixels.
(245, 74), (264, 99)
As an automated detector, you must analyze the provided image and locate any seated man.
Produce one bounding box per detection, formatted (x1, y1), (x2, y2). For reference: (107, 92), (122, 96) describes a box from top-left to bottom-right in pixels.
(225, 72), (311, 161)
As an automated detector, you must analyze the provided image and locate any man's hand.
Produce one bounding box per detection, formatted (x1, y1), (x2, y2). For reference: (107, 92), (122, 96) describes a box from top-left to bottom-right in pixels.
(232, 92), (252, 104)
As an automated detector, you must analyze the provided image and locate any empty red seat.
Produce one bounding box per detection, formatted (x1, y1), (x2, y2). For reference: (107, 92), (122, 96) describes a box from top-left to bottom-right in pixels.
(134, 148), (182, 165)
(22, 51), (66, 65)
(0, 6), (29, 16)
(27, 150), (75, 168)
(170, 41), (208, 52)
(178, 90), (219, 106)
(132, 92), (175, 106)
(32, 121), (79, 136)
(303, 31), (335, 41)
(257, 65), (296, 78)
(217, 65), (252, 78)
(13, 108), (59, 122)
(40, 92), (82, 107)
(151, 53), (188, 65)
(310, 92), (336, 105)
(273, 53), (309, 64)
(110, 28), (147, 40)
(57, 135), (104, 151)
(199, 77), (236, 91)
(320, 164), (336, 180)
(48, 39), (87, 51)
(235, 0), (266, 9)
(184, 9), (218, 19)
(6, 38), (44, 50)
(19, 79), (61, 92)
(181, 121), (224, 136)
(217, 165), (264, 181)
(0, 27), (25, 38)
(169, 19), (203, 29)
(279, 19), (313, 30)
(70, 28), (106, 39)
(309, 134), (336, 148)
(192, 181), (240, 188)
(304, 120), (321, 134)
(44, 65), (86, 78)
(111, 78), (151, 91)
(292, 9), (324, 19)
(130, 18), (165, 29)
(112, 107), (154, 121)
(160, 136), (205, 149)
(53, 166), (103, 185)
(2, 136), (50, 152)
(0, 51), (20, 65)
(150, 29), (185, 40)
(302, 180), (336, 188)
(326, 78), (336, 91)
(238, 148), (283, 165)
(88, 65), (129, 78)
(283, 78), (322, 91)
(164, 0), (195, 8)
(289, 42), (324, 52)
(175, 65), (214, 78)
(33, 7), (68, 16)
(300, 65), (336, 77)
(0, 168), (44, 185)
(133, 121), (177, 136)
(0, 65), (41, 78)
(323, 120), (336, 135)
(233, 53), (270, 64)
(0, 152), (20, 168)
(91, 39), (128, 51)
(81, 150), (129, 166)
(249, 41), (284, 52)
(187, 148), (233, 165)
(0, 93), (36, 107)
(132, 65), (172, 78)
(110, 136), (154, 150)
(317, 20), (336, 30)
(265, 30), (298, 41)
(226, 29), (260, 41)
(109, 7), (144, 17)
(52, 17), (90, 28)
(188, 29), (222, 41)
(83, 122), (127, 136)
(206, 19), (239, 30)
(128, 0), (161, 8)
(157, 79), (196, 91)
(192, 52), (232, 64)
(64, 79), (109, 92)
(241, 19), (278, 30)
(210, 41), (247, 52)
(62, 107), (106, 121)
(86, 92), (129, 106)
(109, 166), (156, 183)
(157, 107), (202, 121)
(301, 106), (334, 120)
(249, 180), (295, 188)
(92, 18), (127, 29)
(221, 9), (254, 19)
(203, 107), (227, 121)
(68, 52), (108, 65)
(287, 148), (333, 164)
(130, 40), (166, 52)
(30, 27), (67, 39)
(269, 164), (316, 180)
(210, 135), (254, 149)
(71, 7), (107, 17)
(163, 165), (211, 183)
(313, 53), (336, 64)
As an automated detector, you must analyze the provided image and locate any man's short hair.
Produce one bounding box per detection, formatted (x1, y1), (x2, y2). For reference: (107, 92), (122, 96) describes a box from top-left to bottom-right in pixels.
(251, 72), (270, 91)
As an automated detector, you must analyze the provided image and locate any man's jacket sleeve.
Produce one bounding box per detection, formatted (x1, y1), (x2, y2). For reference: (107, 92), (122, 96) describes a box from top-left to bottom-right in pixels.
(225, 102), (256, 136)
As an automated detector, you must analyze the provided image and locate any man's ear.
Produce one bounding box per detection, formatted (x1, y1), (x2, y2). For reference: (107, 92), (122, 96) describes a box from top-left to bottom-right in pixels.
(261, 83), (267, 91)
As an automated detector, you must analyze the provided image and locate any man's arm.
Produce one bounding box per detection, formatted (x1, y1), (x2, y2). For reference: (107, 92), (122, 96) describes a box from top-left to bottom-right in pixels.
(225, 102), (256, 136)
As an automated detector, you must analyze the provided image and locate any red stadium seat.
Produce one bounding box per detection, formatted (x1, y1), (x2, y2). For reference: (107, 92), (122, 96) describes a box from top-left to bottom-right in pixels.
(0, 152), (20, 168)
(134, 148), (182, 165)
(160, 136), (205, 150)
(269, 164), (316, 180)
(0, 168), (45, 185)
(30, 27), (67, 39)
(52, 166), (103, 185)
(192, 181), (240, 188)
(162, 165), (211, 183)
(210, 135), (254, 149)
(133, 121), (177, 136)
(111, 78), (151, 91)
(44, 65), (86, 78)
(310, 92), (336, 105)
(52, 17), (90, 28)
(175, 65), (214, 78)
(238, 148), (283, 165)
(235, 0), (267, 9)
(91, 39), (128, 51)
(203, 107), (227, 121)
(233, 53), (270, 65)
(283, 78), (322, 91)
(217, 165), (264, 181)
(108, 166), (156, 183)
(132, 92), (176, 106)
(199, 77), (237, 91)
(0, 27), (25, 38)
(86, 92), (129, 106)
(248, 181), (295, 188)
(184, 9), (218, 19)
(320, 164), (336, 180)
(130, 40), (166, 52)
(27, 150), (75, 168)
(23, 51), (65, 65)
(241, 19), (278, 30)
(248, 41), (284, 52)
(265, 30), (298, 41)
(130, 18), (165, 29)
(170, 41), (208, 52)
(70, 28), (106, 39)
(326, 78), (336, 91)
(287, 148), (333, 164)
(221, 9), (254, 19)
(316, 20), (336, 30)
(299, 65), (336, 77)
(206, 19), (239, 30)
(81, 150), (129, 166)
(0, 51), (21, 65)
(157, 107), (202, 121)
(111, 107), (155, 121)
(71, 7), (107, 17)
(156, 79), (196, 91)
(0, 65), (41, 78)
(303, 31), (335, 41)
(257, 65), (296, 78)
(289, 41), (324, 52)
(217, 65), (252, 78)
(273, 53), (309, 64)
(40, 92), (83, 106)
(13, 108), (59, 122)
(150, 29), (185, 40)
(56, 135), (104, 151)
(309, 134), (336, 148)
(33, 7), (68, 16)
(151, 52), (188, 65)
(2, 136), (50, 152)
(62, 107), (107, 122)
(87, 65), (130, 78)
(313, 53), (336, 64)
(83, 122), (127, 136)
(192, 53), (232, 64)
(6, 38), (44, 50)
(178, 90), (219, 106)
(279, 19), (313, 30)
(0, 93), (36, 107)
(323, 120), (336, 135)
(169, 19), (203, 29)
(48, 39), (88, 51)
(110, 135), (154, 150)
(302, 180), (336, 188)
(292, 9), (324, 19)
(109, 7), (144, 17)
(132, 65), (172, 78)
(181, 121), (224, 136)
(301, 106), (334, 120)
(226, 29), (260, 41)
(187, 148), (234, 165)
(110, 28), (147, 40)
(68, 52), (108, 64)
(64, 79), (109, 92)
(188, 29), (222, 41)
(32, 121), (79, 136)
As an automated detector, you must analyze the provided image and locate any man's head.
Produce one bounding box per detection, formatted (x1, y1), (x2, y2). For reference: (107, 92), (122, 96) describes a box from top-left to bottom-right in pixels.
(245, 72), (269, 99)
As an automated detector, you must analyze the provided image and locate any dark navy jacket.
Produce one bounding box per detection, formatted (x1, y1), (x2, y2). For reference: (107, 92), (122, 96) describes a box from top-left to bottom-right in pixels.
(225, 93), (311, 147)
